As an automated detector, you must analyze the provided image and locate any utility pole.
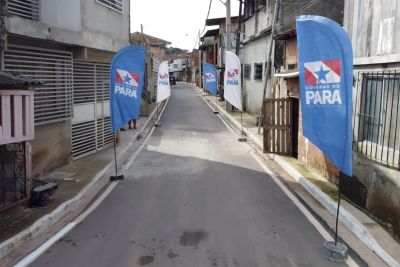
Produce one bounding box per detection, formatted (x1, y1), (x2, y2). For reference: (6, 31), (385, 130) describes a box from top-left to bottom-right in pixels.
(140, 24), (147, 48)
(258, 0), (280, 134)
(223, 0), (232, 111)
(235, 0), (243, 56)
(225, 0), (231, 52)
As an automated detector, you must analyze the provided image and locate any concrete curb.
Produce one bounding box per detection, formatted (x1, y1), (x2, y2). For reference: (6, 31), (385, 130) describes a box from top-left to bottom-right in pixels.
(196, 87), (399, 267)
(0, 103), (163, 262)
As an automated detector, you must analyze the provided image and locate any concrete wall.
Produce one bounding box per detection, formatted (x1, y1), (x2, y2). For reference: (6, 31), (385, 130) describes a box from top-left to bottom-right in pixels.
(6, 0), (130, 52)
(242, 37), (271, 113)
(244, 5), (273, 39)
(31, 121), (71, 177)
(342, 0), (400, 240)
(41, 0), (81, 31)
(81, 0), (130, 51)
(353, 153), (400, 239)
(242, 6), (273, 114)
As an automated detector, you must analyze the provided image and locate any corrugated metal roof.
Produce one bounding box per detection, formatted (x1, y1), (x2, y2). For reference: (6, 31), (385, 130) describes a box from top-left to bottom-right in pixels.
(202, 29), (219, 39)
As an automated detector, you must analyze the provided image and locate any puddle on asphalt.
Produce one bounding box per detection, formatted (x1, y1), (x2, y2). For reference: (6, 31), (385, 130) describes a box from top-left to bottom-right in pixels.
(137, 255), (154, 265)
(179, 230), (209, 248)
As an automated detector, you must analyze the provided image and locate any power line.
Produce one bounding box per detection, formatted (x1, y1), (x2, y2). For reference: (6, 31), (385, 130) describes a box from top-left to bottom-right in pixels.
(275, 0), (320, 27)
(201, 0), (214, 36)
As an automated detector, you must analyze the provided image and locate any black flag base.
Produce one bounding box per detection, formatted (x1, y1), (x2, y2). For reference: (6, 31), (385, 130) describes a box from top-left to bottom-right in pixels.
(322, 241), (348, 262)
(238, 137), (247, 142)
(110, 174), (124, 182)
(213, 110), (219, 114)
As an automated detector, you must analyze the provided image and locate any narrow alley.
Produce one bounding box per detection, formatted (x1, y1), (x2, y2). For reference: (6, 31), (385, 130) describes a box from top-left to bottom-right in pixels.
(29, 83), (359, 267)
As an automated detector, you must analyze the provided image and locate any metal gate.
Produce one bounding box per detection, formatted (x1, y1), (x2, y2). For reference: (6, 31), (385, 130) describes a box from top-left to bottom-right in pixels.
(0, 142), (27, 210)
(263, 98), (293, 154)
(71, 61), (113, 160)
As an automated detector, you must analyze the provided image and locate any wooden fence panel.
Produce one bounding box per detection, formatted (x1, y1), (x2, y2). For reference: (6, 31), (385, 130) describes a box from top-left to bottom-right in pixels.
(263, 98), (292, 155)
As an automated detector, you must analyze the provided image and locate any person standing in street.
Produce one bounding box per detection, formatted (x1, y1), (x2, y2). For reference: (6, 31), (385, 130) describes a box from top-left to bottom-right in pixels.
(129, 119), (137, 129)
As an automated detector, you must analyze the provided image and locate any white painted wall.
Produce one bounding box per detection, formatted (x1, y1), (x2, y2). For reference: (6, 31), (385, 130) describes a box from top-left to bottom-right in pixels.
(41, 0), (81, 31)
(169, 58), (186, 72)
(242, 37), (271, 113)
(81, 0), (130, 51)
(7, 0), (130, 52)
(241, 7), (273, 113)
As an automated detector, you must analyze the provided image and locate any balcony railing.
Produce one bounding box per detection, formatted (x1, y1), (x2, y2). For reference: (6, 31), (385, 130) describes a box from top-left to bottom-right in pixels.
(8, 0), (39, 21)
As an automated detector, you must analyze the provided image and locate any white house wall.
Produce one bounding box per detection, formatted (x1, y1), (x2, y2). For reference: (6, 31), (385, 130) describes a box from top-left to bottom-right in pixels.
(41, 0), (81, 31)
(6, 0), (130, 52)
(243, 36), (271, 113)
(242, 6), (274, 114)
(244, 8), (273, 39)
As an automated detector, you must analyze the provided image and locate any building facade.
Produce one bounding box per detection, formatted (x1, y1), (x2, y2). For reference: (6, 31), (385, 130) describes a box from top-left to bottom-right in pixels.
(130, 32), (171, 61)
(343, 0), (400, 239)
(3, 0), (130, 175)
(241, 0), (274, 113)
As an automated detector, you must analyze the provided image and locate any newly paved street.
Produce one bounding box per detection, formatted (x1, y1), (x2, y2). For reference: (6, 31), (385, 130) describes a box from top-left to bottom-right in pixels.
(31, 83), (347, 266)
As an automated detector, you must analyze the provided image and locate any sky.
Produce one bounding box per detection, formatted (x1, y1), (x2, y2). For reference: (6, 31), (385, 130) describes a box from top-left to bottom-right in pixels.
(130, 0), (240, 51)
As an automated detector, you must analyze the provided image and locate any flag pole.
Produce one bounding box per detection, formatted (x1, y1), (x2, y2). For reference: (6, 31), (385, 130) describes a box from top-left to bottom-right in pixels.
(334, 177), (342, 246)
(322, 172), (348, 261)
(154, 102), (161, 127)
(238, 111), (247, 142)
(110, 132), (124, 181)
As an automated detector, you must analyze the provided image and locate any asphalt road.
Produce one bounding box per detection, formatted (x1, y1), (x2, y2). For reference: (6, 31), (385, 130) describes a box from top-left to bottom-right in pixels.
(30, 83), (348, 267)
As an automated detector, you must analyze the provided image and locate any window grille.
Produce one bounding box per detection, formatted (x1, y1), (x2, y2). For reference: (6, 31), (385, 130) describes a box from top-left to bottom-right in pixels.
(254, 63), (263, 80)
(4, 44), (73, 125)
(0, 142), (27, 210)
(8, 0), (40, 20)
(244, 64), (251, 79)
(72, 61), (112, 160)
(353, 71), (400, 169)
(96, 0), (123, 13)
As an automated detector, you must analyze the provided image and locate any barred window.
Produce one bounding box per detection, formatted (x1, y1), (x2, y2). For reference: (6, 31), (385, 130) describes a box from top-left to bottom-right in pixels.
(8, 0), (40, 21)
(254, 63), (263, 80)
(4, 44), (73, 125)
(353, 71), (400, 169)
(96, 0), (123, 13)
(244, 64), (251, 79)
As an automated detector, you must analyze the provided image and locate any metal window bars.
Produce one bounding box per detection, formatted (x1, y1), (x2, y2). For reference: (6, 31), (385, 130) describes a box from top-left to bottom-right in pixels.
(96, 0), (123, 13)
(353, 70), (400, 169)
(4, 44), (73, 125)
(8, 0), (40, 21)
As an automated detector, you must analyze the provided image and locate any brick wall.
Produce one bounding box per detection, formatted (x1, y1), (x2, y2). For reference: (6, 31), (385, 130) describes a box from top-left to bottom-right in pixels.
(297, 102), (340, 183)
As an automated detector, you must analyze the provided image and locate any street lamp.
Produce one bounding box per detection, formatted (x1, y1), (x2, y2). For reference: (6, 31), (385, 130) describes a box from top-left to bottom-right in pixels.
(185, 33), (200, 50)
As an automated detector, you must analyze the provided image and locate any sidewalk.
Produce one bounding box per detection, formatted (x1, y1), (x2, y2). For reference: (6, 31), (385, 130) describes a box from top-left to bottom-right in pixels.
(194, 84), (400, 267)
(0, 103), (160, 263)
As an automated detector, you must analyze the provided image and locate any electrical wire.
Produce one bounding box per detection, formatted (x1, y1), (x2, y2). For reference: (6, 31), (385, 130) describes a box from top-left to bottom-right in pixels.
(275, 0), (321, 28)
(201, 0), (214, 36)
(278, 0), (320, 24)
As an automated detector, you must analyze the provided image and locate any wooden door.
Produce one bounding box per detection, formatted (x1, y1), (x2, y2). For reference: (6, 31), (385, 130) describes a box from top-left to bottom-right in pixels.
(263, 98), (292, 155)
